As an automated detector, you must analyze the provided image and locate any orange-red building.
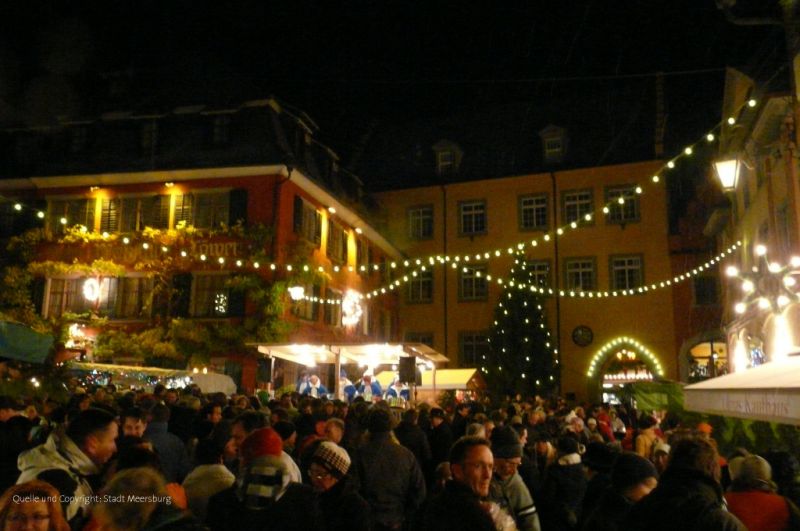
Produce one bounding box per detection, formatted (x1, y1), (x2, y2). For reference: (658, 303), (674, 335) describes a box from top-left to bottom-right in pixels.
(0, 98), (401, 392)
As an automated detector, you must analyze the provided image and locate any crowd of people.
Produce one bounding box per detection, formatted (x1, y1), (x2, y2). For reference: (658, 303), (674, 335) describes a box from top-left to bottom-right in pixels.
(0, 382), (798, 530)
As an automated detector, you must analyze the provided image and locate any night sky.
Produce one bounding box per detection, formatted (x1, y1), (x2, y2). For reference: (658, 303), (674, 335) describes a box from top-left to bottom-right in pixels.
(0, 1), (785, 188)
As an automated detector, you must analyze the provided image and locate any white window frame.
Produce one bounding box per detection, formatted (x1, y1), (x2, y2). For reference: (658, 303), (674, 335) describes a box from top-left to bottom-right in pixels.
(563, 190), (593, 223)
(606, 185), (640, 224)
(519, 194), (548, 231)
(190, 273), (231, 318)
(525, 260), (551, 288)
(408, 205), (434, 240)
(610, 255), (643, 290)
(407, 269), (433, 303)
(460, 331), (490, 366)
(460, 264), (488, 301)
(565, 258), (595, 291)
(459, 200), (487, 236)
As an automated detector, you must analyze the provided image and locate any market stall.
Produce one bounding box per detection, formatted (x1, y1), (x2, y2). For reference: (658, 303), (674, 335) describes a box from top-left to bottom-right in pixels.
(251, 341), (449, 400)
(68, 361), (237, 395)
(684, 355), (800, 425)
(0, 321), (54, 364)
(377, 368), (486, 402)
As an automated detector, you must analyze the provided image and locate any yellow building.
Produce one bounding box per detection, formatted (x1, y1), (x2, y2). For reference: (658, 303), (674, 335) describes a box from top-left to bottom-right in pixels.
(376, 157), (678, 402)
(707, 68), (800, 371)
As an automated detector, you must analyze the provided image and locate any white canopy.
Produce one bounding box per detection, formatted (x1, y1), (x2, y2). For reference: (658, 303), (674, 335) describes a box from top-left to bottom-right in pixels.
(251, 342), (449, 367)
(684, 356), (800, 425)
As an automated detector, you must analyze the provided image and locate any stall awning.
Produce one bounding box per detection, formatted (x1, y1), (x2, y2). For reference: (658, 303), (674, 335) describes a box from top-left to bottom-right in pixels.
(0, 321), (54, 364)
(67, 361), (236, 394)
(684, 356), (800, 425)
(377, 368), (485, 390)
(251, 342), (449, 367)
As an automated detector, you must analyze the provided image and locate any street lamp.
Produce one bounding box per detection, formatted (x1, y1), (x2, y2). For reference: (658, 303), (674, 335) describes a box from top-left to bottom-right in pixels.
(713, 157), (742, 192)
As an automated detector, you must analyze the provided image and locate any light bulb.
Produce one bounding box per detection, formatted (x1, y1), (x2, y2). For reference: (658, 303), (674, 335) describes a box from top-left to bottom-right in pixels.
(748, 99), (757, 107)
(755, 245), (767, 256)
(706, 133), (715, 142)
(784, 276), (796, 288)
(728, 117), (736, 125)
(769, 262), (781, 273)
(667, 161), (675, 168)
(652, 175), (660, 183)
(792, 256), (800, 267)
(725, 266), (739, 277)
(684, 147), (693, 155)
(742, 280), (754, 293)
(758, 298), (770, 309)
(778, 295), (790, 307)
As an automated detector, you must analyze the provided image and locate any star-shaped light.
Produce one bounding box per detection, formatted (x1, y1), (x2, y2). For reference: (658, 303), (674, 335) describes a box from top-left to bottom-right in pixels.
(726, 245), (800, 314)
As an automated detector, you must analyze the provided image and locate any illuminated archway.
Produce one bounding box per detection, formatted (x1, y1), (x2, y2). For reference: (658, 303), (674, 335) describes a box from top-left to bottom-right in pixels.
(586, 336), (665, 401)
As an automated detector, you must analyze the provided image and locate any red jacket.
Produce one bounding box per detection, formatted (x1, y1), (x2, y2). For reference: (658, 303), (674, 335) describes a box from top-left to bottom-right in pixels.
(725, 490), (793, 531)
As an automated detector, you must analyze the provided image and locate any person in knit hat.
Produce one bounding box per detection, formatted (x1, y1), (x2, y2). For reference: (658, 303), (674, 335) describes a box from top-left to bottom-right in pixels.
(581, 452), (657, 531)
(206, 428), (323, 531)
(725, 454), (800, 531)
(310, 441), (371, 531)
(488, 425), (541, 531)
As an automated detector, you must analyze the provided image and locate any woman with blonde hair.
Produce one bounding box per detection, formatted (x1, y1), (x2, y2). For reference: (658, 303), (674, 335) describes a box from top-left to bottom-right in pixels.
(0, 480), (69, 531)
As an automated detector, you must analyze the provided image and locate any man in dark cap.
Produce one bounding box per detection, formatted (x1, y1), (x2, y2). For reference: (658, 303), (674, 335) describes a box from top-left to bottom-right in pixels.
(354, 406), (426, 531)
(580, 452), (658, 531)
(488, 425), (541, 531)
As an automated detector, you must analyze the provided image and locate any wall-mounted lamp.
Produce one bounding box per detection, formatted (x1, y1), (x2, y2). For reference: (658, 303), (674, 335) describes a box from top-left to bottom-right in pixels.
(713, 157), (742, 192)
(328, 206), (336, 214)
(355, 227), (363, 235)
(288, 286), (306, 301)
(165, 182), (175, 188)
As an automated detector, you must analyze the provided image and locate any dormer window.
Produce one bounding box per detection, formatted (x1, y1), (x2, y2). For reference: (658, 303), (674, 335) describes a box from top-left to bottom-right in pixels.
(545, 138), (562, 158)
(432, 139), (463, 176)
(437, 150), (455, 174)
(539, 125), (568, 164)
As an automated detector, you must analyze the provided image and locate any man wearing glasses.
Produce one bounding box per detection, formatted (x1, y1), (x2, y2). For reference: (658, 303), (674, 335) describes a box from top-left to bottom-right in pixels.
(415, 436), (498, 531)
(489, 425), (541, 531)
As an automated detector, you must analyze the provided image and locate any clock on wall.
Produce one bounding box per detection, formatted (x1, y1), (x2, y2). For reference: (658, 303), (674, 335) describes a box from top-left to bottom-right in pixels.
(572, 325), (594, 347)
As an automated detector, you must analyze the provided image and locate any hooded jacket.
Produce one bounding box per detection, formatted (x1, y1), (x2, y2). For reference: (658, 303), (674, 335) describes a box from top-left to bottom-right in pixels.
(17, 431), (100, 524)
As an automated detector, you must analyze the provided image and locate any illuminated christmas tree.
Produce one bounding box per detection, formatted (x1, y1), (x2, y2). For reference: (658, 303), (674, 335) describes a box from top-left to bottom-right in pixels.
(485, 253), (558, 397)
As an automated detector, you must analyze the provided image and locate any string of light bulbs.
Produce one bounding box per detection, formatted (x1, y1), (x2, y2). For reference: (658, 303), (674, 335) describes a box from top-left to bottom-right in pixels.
(366, 242), (742, 300)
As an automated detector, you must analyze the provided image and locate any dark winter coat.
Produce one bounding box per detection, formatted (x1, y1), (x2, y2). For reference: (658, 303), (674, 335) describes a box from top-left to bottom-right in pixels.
(539, 457), (587, 531)
(353, 432), (427, 528)
(581, 471), (613, 521)
(427, 421), (453, 468)
(415, 480), (495, 531)
(580, 488), (634, 531)
(317, 475), (371, 531)
(624, 468), (747, 531)
(206, 482), (323, 531)
(394, 421), (431, 473)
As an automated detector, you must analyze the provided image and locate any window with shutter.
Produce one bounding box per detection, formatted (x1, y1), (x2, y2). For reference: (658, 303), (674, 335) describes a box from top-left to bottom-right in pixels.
(100, 199), (119, 233)
(141, 196), (170, 229)
(194, 192), (230, 229)
(173, 194), (194, 228)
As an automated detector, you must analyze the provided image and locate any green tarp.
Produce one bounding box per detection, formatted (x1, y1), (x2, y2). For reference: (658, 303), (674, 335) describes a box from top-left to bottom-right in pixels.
(627, 380), (685, 412)
(0, 321), (54, 364)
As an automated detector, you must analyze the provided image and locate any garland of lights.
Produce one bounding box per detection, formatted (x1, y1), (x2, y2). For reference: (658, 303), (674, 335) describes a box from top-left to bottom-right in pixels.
(586, 336), (665, 378)
(366, 242), (742, 300)
(726, 244), (800, 315)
